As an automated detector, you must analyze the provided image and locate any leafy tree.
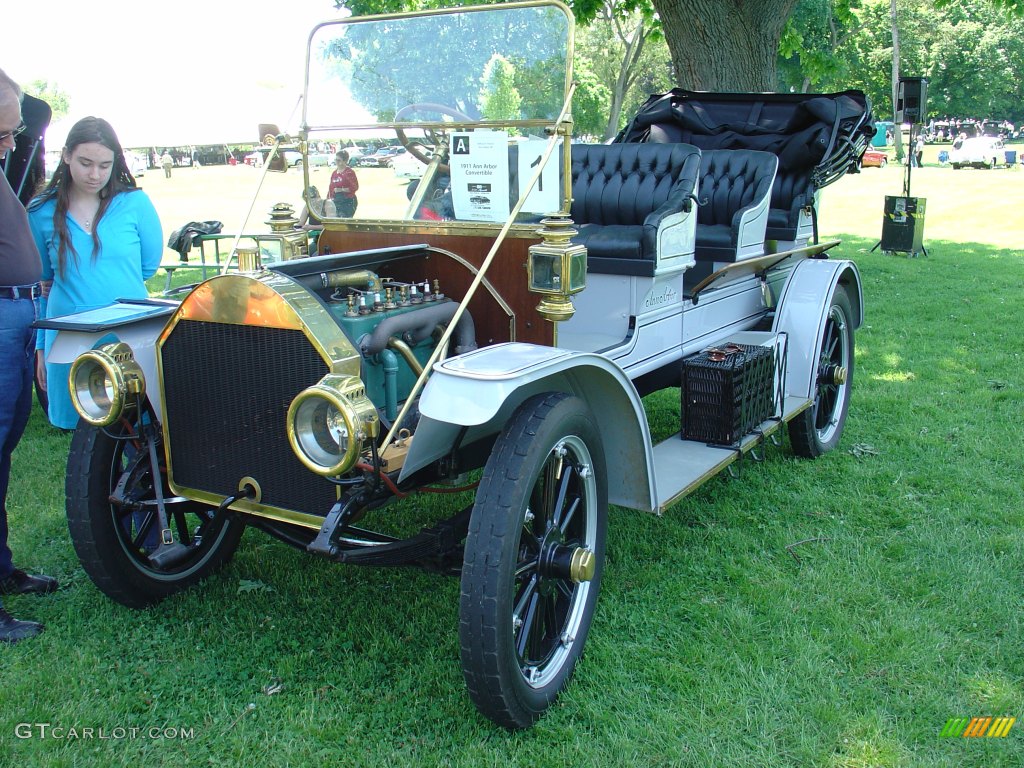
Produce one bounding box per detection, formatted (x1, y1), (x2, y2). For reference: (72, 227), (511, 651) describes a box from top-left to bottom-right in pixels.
(480, 55), (522, 122)
(341, 0), (800, 90)
(570, 57), (612, 139)
(925, 3), (1024, 121)
(335, 0), (1024, 113)
(24, 80), (70, 120)
(321, 8), (568, 122)
(778, 0), (865, 92)
(574, 0), (668, 139)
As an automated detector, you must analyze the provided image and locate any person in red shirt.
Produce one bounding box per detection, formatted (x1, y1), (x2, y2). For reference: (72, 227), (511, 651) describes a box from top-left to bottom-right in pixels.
(328, 150), (359, 218)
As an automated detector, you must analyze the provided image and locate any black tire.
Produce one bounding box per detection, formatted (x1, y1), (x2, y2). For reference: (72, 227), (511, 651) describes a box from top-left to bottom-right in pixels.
(789, 285), (855, 458)
(459, 393), (607, 730)
(879, 158), (888, 168)
(66, 419), (245, 608)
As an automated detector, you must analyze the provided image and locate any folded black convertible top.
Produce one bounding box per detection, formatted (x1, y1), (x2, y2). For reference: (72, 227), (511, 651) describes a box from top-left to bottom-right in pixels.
(614, 88), (875, 191)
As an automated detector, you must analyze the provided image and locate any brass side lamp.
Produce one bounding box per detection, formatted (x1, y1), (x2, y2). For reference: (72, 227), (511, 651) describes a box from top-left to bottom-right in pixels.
(265, 202), (309, 262)
(527, 214), (587, 322)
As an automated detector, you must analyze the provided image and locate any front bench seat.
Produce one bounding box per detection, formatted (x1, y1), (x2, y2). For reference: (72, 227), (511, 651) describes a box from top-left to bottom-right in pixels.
(568, 142), (702, 276)
(694, 149), (779, 262)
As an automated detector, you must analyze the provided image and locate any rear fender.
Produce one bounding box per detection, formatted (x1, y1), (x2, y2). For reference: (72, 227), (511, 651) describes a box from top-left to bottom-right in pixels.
(772, 258), (862, 400)
(400, 343), (656, 512)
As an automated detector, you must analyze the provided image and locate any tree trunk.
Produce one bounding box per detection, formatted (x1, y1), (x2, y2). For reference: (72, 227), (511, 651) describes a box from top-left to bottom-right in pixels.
(651, 0), (800, 90)
(890, 0), (904, 163)
(602, 16), (648, 141)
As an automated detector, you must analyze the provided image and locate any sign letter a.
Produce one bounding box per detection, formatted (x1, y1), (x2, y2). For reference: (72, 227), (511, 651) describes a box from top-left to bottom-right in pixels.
(453, 135), (470, 155)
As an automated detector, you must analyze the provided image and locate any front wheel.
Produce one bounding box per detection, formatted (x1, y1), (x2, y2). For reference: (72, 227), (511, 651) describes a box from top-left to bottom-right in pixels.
(788, 286), (855, 458)
(459, 393), (607, 729)
(66, 418), (245, 608)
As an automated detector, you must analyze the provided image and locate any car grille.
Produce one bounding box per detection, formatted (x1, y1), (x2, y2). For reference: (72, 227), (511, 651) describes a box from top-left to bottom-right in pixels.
(160, 319), (337, 515)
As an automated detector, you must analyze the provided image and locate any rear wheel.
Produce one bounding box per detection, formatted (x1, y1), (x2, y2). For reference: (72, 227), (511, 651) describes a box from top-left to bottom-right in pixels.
(459, 393), (607, 729)
(789, 286), (855, 458)
(66, 418), (245, 608)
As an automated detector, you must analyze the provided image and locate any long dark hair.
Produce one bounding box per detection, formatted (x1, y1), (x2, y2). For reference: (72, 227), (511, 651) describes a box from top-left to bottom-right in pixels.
(29, 116), (138, 278)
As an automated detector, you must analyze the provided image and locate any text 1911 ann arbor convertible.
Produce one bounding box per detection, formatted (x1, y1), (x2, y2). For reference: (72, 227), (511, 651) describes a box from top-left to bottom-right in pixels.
(40, 1), (873, 729)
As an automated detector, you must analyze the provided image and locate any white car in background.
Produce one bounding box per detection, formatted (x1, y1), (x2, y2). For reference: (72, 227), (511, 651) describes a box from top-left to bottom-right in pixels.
(391, 146), (433, 179)
(950, 136), (1004, 169)
(124, 150), (147, 177)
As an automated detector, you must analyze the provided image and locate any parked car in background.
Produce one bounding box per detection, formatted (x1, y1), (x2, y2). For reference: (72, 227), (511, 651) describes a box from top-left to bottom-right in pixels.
(340, 147), (364, 164)
(859, 149), (888, 168)
(122, 149), (147, 177)
(950, 136), (1004, 169)
(244, 147), (303, 168)
(357, 146), (404, 167)
(392, 146), (433, 179)
(304, 152), (334, 167)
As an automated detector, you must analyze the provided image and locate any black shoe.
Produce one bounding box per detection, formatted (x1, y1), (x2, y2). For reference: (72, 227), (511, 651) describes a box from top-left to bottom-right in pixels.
(0, 609), (43, 643)
(0, 569), (58, 596)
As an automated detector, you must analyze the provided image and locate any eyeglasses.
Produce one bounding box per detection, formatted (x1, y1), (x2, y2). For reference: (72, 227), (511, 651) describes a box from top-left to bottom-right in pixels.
(0, 121), (26, 142)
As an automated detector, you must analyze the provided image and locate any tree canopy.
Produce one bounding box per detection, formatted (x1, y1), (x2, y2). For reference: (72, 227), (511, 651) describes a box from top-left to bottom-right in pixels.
(335, 0), (1024, 123)
(782, 0), (1024, 122)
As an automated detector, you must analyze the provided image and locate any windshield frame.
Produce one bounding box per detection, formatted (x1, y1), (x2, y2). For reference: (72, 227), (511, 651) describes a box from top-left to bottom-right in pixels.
(296, 1), (576, 230)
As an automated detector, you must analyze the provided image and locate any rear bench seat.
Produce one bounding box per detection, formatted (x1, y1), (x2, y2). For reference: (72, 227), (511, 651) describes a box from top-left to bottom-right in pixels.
(614, 89), (874, 243)
(567, 142), (701, 276)
(693, 148), (778, 262)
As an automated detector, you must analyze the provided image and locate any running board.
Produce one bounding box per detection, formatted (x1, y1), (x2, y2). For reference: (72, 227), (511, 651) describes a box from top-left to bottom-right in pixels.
(653, 395), (811, 513)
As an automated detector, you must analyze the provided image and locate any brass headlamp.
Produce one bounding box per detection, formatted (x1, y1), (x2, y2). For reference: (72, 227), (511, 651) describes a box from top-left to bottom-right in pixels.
(286, 374), (379, 476)
(69, 342), (146, 427)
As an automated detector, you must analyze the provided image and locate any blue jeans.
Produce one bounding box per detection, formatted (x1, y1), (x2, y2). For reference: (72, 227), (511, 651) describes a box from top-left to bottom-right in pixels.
(0, 295), (37, 582)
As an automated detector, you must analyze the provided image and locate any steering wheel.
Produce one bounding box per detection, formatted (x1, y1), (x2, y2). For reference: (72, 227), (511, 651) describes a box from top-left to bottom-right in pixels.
(394, 102), (474, 169)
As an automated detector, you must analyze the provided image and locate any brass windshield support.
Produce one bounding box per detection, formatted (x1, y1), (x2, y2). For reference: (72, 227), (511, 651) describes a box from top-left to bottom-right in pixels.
(380, 84), (578, 450)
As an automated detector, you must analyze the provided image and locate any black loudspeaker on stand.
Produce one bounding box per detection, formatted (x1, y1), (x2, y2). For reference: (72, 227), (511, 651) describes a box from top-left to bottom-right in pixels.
(872, 77), (929, 257)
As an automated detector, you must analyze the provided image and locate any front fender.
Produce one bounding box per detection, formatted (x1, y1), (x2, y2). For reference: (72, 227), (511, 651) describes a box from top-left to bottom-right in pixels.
(38, 301), (175, 417)
(400, 342), (656, 512)
(773, 258), (862, 400)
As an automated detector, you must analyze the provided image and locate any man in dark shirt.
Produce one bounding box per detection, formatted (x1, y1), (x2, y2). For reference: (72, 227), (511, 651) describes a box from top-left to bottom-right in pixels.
(0, 67), (58, 643)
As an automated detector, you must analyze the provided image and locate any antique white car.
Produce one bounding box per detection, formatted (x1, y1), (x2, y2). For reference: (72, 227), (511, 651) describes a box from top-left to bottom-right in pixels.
(40, 1), (872, 730)
(950, 136), (1004, 169)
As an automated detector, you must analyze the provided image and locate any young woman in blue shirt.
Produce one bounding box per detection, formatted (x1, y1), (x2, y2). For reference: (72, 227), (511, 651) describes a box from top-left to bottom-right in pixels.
(29, 116), (163, 429)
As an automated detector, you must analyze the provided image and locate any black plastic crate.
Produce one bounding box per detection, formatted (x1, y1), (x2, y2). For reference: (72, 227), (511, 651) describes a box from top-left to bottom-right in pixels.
(681, 343), (776, 445)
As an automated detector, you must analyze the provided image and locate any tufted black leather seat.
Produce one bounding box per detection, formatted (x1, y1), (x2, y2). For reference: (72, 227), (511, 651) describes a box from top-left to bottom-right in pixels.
(694, 149), (778, 262)
(614, 89), (874, 243)
(567, 142), (702, 276)
(766, 169), (814, 240)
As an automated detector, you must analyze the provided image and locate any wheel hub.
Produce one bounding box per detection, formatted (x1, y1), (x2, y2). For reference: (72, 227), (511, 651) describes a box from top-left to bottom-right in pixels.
(819, 363), (847, 387)
(539, 539), (596, 584)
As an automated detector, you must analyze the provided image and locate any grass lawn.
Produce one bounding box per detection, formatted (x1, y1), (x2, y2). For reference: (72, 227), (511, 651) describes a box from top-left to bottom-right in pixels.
(2, 162), (1023, 766)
